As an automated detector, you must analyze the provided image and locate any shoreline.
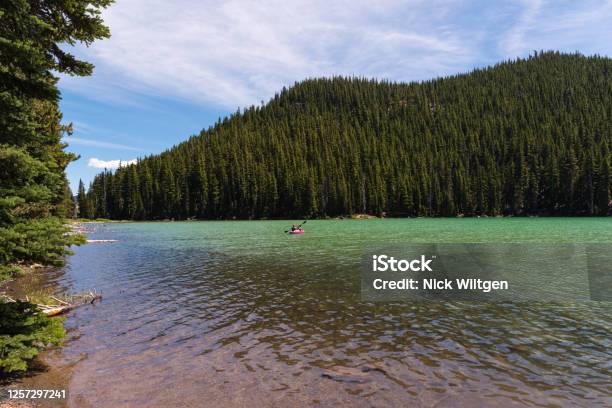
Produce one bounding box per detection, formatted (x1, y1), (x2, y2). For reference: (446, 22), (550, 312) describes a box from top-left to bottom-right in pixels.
(0, 222), (96, 406)
(71, 214), (610, 223)
(1, 268), (73, 408)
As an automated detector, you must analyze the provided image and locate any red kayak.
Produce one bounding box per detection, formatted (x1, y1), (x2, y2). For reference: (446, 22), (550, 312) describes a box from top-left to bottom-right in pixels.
(289, 229), (305, 235)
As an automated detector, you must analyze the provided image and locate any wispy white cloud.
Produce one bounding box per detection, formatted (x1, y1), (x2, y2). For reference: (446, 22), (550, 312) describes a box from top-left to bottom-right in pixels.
(61, 0), (474, 108)
(60, 0), (612, 110)
(70, 121), (95, 135)
(499, 0), (543, 55)
(88, 158), (137, 169)
(66, 137), (143, 152)
(497, 0), (612, 57)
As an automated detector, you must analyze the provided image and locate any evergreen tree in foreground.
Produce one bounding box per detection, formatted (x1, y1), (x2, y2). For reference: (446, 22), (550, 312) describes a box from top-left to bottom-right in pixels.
(86, 52), (611, 220)
(1, 0), (112, 276)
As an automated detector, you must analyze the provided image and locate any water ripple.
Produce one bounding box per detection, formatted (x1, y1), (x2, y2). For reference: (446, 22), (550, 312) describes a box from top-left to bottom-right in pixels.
(49, 220), (612, 407)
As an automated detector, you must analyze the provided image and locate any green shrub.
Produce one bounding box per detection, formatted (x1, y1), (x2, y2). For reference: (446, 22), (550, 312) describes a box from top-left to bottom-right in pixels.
(0, 300), (65, 373)
(0, 265), (22, 282)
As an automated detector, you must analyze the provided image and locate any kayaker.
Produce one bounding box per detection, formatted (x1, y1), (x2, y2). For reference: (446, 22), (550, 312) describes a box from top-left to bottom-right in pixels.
(285, 220), (306, 234)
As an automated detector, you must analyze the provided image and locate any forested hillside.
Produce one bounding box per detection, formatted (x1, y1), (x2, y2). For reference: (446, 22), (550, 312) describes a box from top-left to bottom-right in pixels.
(81, 52), (611, 219)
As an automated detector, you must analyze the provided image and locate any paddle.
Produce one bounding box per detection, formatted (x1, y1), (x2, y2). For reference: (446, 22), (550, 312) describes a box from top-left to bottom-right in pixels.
(285, 220), (307, 233)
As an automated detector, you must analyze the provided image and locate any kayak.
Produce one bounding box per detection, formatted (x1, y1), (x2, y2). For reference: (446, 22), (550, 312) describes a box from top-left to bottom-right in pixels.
(289, 229), (305, 235)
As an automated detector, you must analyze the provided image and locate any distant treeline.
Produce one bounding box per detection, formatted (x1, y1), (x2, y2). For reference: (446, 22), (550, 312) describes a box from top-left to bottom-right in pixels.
(79, 52), (611, 219)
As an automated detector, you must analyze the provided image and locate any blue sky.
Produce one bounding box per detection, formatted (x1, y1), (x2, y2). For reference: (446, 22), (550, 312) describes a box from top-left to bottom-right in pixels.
(60, 0), (612, 191)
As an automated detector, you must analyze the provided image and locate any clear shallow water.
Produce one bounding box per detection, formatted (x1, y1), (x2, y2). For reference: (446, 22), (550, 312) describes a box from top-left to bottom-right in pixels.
(42, 219), (612, 406)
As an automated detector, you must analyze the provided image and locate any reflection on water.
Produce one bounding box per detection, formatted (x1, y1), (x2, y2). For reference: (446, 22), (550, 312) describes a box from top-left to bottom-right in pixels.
(26, 220), (612, 406)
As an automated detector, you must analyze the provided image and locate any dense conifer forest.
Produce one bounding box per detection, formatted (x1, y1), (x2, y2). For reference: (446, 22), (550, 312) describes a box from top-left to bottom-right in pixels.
(80, 52), (611, 220)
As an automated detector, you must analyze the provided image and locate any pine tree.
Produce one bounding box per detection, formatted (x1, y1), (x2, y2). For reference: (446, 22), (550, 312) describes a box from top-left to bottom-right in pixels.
(0, 0), (112, 277)
(77, 179), (92, 219)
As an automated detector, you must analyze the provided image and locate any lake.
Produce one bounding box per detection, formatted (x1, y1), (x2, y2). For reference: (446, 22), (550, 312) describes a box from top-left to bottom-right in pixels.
(15, 219), (612, 406)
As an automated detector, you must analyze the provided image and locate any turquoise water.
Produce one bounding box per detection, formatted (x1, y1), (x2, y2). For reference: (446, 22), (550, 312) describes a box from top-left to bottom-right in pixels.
(41, 219), (612, 406)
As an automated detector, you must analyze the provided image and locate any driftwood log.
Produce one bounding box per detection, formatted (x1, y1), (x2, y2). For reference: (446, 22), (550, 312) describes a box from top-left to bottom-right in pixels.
(2, 291), (102, 316)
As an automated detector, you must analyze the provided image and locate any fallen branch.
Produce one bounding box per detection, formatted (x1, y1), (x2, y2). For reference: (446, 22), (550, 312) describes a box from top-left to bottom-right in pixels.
(1, 290), (102, 317)
(50, 296), (70, 305)
(42, 305), (75, 317)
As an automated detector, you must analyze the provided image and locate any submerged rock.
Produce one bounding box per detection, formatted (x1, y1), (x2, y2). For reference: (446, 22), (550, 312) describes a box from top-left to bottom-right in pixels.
(320, 364), (387, 384)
